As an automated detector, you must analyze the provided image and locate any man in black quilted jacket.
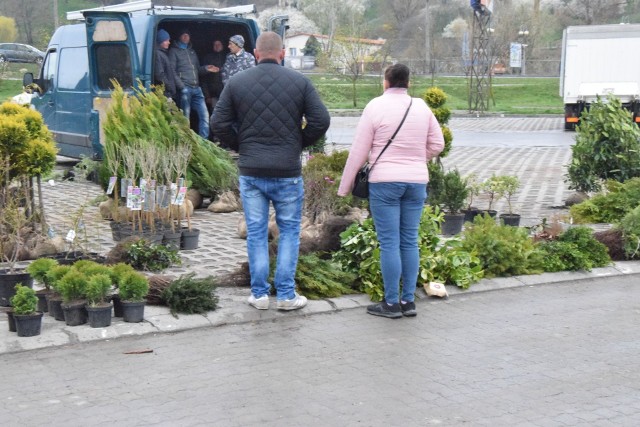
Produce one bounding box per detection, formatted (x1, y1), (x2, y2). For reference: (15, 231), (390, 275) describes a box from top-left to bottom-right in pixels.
(213, 31), (330, 312)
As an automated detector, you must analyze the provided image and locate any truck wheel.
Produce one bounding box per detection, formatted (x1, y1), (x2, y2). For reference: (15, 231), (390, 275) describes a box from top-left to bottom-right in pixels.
(564, 121), (576, 131)
(0, 55), (6, 64)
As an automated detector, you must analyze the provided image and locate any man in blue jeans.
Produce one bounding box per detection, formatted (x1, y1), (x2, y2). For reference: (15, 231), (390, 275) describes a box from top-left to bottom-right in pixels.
(169, 28), (215, 138)
(213, 32), (330, 310)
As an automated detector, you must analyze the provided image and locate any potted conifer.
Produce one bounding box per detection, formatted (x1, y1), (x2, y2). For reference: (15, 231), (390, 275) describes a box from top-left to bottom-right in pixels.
(57, 269), (88, 326)
(118, 271), (149, 323)
(439, 169), (469, 235)
(44, 265), (72, 321)
(10, 284), (43, 337)
(26, 257), (59, 312)
(85, 273), (114, 328)
(497, 175), (521, 226)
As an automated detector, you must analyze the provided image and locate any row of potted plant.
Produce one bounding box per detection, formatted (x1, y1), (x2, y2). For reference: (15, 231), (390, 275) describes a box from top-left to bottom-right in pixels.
(5, 257), (150, 337)
(430, 167), (522, 235)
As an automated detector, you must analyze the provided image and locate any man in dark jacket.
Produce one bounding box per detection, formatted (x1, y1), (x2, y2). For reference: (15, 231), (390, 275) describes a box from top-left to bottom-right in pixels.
(213, 31), (330, 312)
(154, 29), (179, 100)
(168, 29), (214, 138)
(200, 39), (226, 113)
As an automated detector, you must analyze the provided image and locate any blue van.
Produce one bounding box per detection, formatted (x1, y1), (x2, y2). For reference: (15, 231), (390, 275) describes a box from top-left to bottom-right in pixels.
(23, 1), (284, 159)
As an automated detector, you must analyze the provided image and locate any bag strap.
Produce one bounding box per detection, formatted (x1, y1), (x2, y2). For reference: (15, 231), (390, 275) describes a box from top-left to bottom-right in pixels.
(369, 98), (413, 171)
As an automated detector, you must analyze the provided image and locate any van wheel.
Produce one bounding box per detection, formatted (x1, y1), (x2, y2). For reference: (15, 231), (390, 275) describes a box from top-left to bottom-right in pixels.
(0, 55), (6, 64)
(35, 57), (42, 64)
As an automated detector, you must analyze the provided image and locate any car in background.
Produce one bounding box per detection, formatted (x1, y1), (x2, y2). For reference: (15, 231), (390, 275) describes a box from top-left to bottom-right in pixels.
(0, 43), (45, 64)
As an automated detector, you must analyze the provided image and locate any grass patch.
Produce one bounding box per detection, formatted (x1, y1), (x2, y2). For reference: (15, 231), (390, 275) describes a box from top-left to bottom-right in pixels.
(309, 74), (563, 114)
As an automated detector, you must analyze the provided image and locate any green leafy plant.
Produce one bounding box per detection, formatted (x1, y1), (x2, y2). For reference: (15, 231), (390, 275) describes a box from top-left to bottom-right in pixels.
(295, 253), (357, 299)
(423, 86), (452, 158)
(10, 284), (38, 315)
(123, 239), (181, 272)
(567, 95), (640, 193)
(85, 274), (113, 307)
(161, 273), (218, 316)
(26, 257), (59, 291)
(537, 226), (610, 272)
(71, 155), (99, 182)
(618, 205), (640, 259)
(500, 175), (520, 214)
(462, 214), (542, 277)
(464, 173), (482, 210)
(57, 270), (88, 303)
(118, 271), (149, 302)
(420, 239), (483, 289)
(109, 263), (136, 289)
(569, 178), (640, 224)
(440, 169), (469, 214)
(45, 265), (72, 295)
(482, 175), (507, 212)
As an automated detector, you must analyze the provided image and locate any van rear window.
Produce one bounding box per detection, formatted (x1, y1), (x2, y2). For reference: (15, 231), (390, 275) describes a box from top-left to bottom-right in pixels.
(95, 44), (133, 90)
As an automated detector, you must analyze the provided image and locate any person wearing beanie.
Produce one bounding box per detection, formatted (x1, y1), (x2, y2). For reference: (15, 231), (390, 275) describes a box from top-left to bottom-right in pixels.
(221, 34), (255, 85)
(168, 28), (213, 139)
(154, 29), (180, 100)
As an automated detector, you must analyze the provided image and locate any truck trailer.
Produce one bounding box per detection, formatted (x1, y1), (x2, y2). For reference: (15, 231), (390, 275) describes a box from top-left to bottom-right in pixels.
(560, 23), (640, 130)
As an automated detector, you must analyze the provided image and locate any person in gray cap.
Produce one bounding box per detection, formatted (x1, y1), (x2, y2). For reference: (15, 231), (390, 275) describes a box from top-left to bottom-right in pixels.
(154, 29), (180, 100)
(221, 34), (256, 85)
(168, 28), (216, 138)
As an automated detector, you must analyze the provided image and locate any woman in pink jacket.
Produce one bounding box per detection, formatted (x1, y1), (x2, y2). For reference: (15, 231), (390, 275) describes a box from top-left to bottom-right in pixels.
(337, 63), (444, 319)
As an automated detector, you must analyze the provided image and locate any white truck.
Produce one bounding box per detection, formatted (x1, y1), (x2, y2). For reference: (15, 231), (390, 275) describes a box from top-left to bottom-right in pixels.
(560, 23), (640, 130)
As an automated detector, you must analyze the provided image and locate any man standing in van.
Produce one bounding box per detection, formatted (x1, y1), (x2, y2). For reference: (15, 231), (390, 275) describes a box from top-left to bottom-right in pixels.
(154, 29), (179, 100)
(168, 29), (211, 139)
(221, 35), (255, 85)
(213, 32), (330, 311)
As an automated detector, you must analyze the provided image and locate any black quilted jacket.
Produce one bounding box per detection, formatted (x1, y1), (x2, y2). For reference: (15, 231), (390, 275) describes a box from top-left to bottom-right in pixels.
(213, 59), (330, 177)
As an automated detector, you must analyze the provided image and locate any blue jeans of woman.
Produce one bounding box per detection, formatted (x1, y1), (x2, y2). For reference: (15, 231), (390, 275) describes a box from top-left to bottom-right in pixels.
(180, 86), (210, 138)
(369, 182), (427, 304)
(239, 176), (304, 301)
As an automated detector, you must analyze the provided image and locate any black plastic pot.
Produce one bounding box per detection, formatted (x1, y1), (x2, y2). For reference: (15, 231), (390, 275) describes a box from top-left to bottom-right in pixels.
(14, 312), (43, 337)
(162, 231), (182, 250)
(181, 228), (200, 250)
(0, 270), (34, 307)
(35, 290), (49, 313)
(111, 294), (123, 317)
(86, 304), (113, 328)
(62, 301), (88, 326)
(47, 296), (65, 321)
(462, 208), (481, 223)
(7, 309), (16, 332)
(499, 213), (521, 227)
(442, 213), (465, 236)
(121, 301), (145, 323)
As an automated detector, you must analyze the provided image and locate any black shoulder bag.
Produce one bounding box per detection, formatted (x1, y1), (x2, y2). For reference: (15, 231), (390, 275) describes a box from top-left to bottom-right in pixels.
(352, 98), (413, 198)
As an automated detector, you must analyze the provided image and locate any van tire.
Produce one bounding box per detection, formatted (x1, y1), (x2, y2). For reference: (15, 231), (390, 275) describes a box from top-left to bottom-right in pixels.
(0, 55), (6, 64)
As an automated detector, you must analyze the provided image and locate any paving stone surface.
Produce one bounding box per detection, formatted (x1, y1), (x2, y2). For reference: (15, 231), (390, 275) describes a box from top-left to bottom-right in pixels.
(1, 276), (638, 425)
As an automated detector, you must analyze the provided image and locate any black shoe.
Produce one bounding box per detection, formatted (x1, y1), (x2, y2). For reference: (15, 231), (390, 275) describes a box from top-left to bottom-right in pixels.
(400, 301), (417, 317)
(367, 301), (402, 319)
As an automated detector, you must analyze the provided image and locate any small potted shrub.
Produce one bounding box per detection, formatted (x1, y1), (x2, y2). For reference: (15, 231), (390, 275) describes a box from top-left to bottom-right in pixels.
(10, 284), (43, 337)
(57, 269), (88, 326)
(462, 173), (482, 223)
(109, 262), (136, 317)
(44, 265), (72, 321)
(85, 273), (114, 328)
(26, 257), (59, 312)
(497, 175), (521, 226)
(439, 169), (469, 235)
(118, 271), (149, 323)
(481, 175), (505, 218)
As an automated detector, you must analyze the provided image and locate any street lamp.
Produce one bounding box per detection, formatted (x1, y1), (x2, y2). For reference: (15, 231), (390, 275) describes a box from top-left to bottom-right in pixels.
(518, 29), (529, 75)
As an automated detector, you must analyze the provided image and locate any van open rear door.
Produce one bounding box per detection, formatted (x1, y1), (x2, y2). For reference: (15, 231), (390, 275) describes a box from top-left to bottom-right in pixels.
(84, 12), (142, 157)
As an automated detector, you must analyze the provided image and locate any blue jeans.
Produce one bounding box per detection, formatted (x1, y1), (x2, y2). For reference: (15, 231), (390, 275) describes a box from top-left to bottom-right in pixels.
(369, 182), (427, 304)
(180, 86), (209, 138)
(239, 176), (304, 301)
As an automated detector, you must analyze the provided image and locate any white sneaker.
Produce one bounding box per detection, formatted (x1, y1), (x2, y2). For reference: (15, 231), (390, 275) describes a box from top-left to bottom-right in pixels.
(248, 294), (269, 310)
(276, 293), (307, 311)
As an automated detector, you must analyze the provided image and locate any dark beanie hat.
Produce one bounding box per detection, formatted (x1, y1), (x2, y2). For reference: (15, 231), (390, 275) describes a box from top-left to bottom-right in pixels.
(179, 28), (191, 37)
(156, 29), (170, 44)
